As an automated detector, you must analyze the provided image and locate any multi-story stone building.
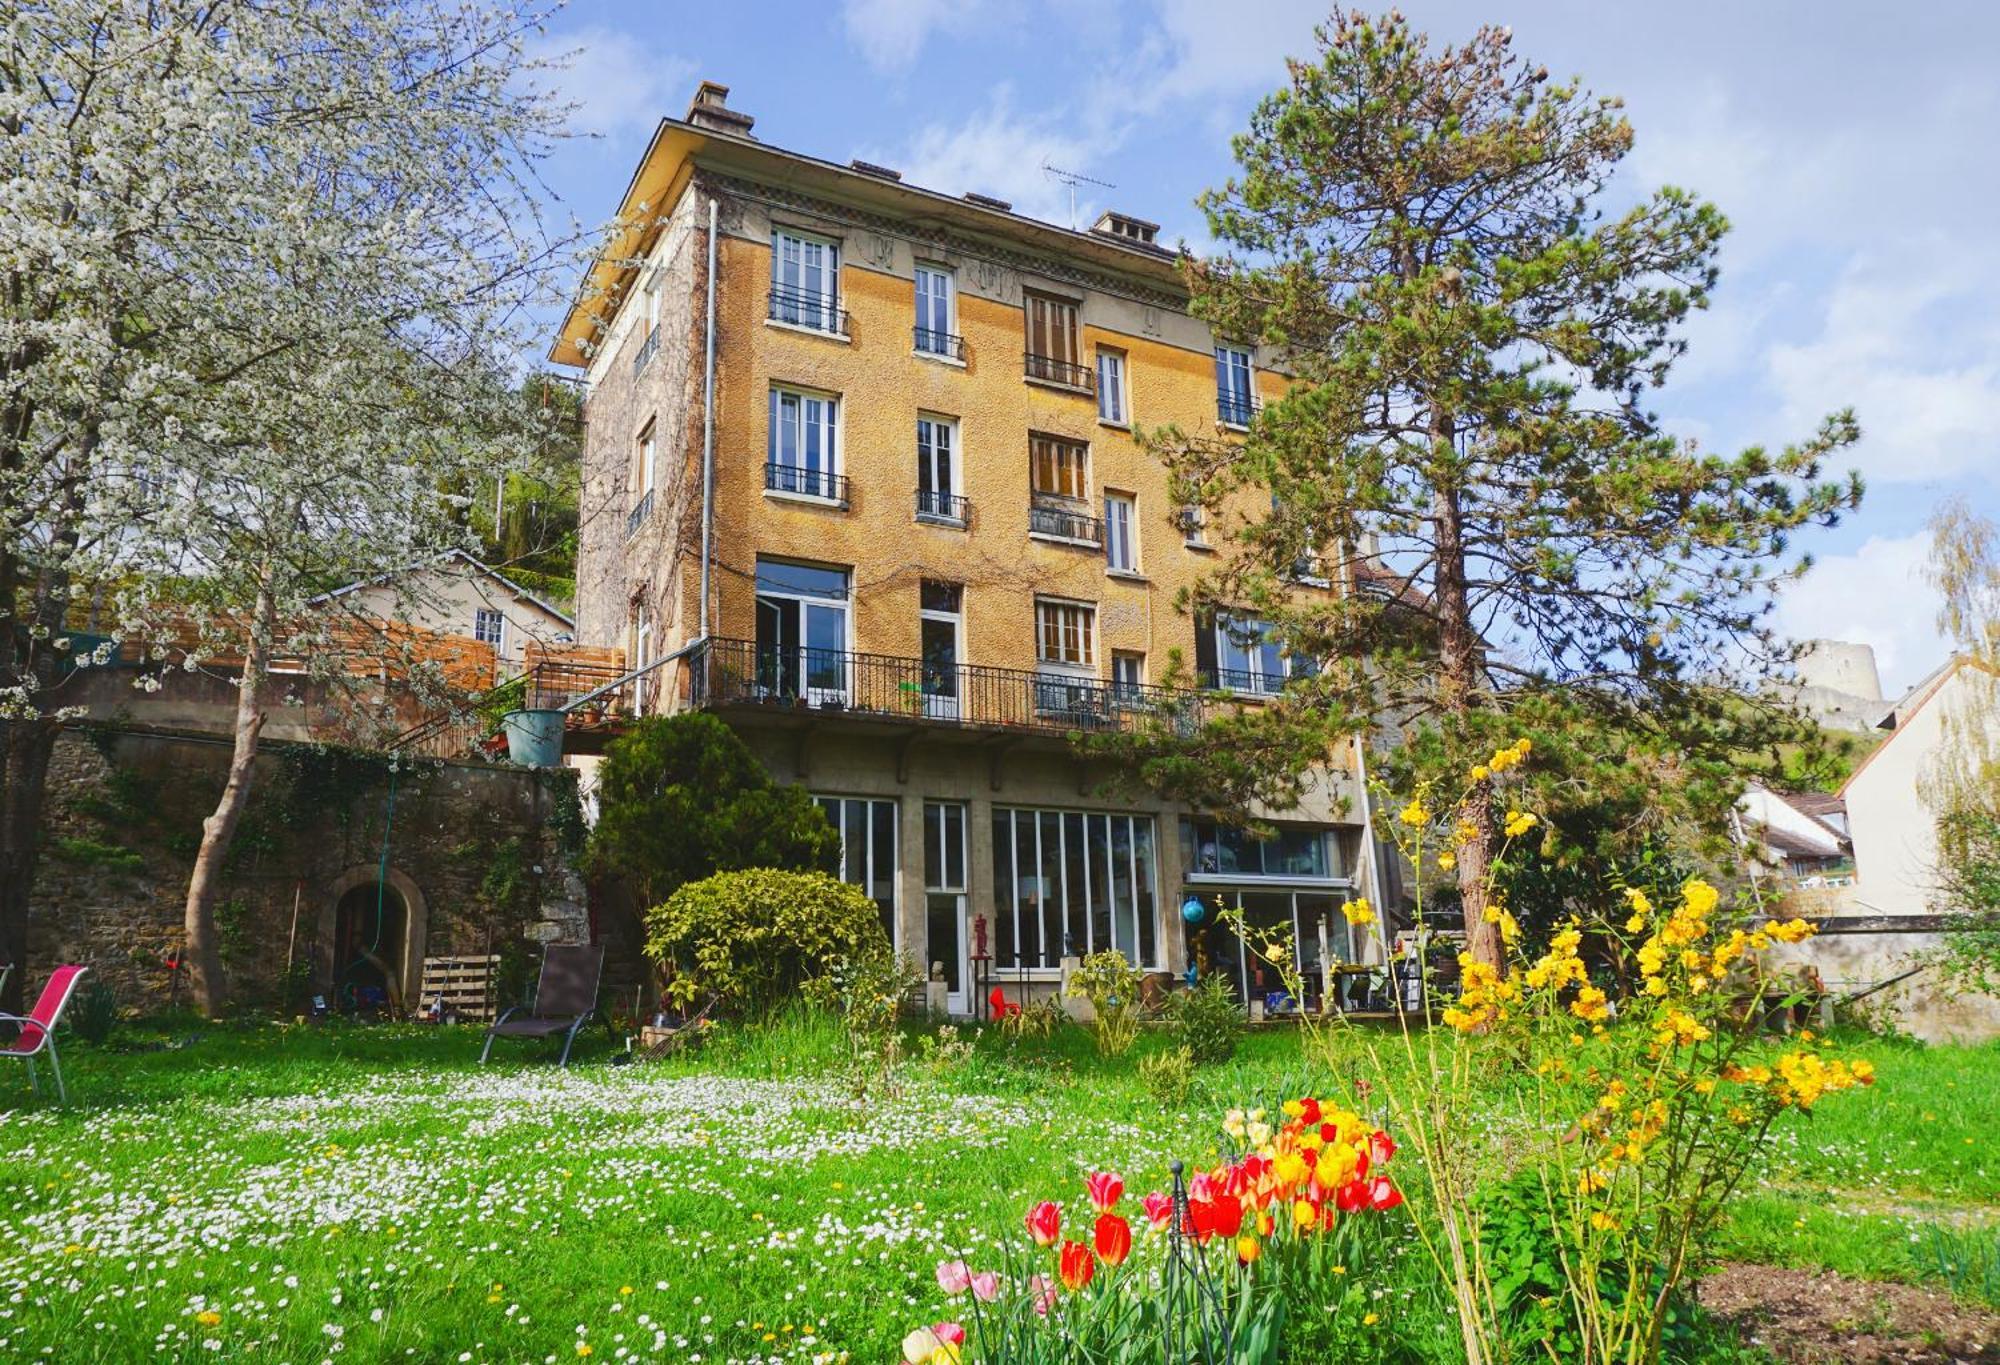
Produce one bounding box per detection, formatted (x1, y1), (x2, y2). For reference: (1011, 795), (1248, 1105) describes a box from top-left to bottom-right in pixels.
(551, 82), (1388, 1013)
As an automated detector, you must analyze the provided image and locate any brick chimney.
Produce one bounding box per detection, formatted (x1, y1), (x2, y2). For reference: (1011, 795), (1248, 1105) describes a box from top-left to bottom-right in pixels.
(685, 81), (755, 139)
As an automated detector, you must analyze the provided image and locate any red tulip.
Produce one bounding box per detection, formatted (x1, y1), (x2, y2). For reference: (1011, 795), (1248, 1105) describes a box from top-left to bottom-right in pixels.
(1298, 1097), (1322, 1125)
(1025, 1200), (1062, 1247)
(1058, 1239), (1096, 1292)
(1335, 1179), (1368, 1214)
(1368, 1176), (1404, 1211)
(1370, 1130), (1397, 1165)
(1085, 1170), (1124, 1214)
(1142, 1191), (1173, 1227)
(1189, 1192), (1243, 1242)
(1352, 1146), (1370, 1181)
(1094, 1213), (1133, 1266)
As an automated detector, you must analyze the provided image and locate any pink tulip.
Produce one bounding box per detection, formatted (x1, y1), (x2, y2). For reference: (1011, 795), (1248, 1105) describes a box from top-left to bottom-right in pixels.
(1142, 1191), (1174, 1227)
(1085, 1170), (1124, 1214)
(934, 1259), (972, 1296)
(1025, 1200), (1061, 1247)
(1027, 1274), (1058, 1317)
(932, 1322), (966, 1346)
(969, 1270), (1000, 1303)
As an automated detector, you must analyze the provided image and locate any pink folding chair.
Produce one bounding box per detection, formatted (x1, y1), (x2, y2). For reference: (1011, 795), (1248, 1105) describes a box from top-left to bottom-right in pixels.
(2, 965), (89, 1104)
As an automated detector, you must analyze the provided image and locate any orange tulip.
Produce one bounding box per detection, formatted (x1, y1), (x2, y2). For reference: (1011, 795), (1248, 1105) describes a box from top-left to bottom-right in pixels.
(1093, 1213), (1132, 1266)
(1057, 1239), (1095, 1292)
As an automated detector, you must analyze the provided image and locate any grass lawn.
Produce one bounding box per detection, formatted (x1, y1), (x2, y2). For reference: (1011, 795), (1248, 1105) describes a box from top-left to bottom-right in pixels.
(0, 1014), (1993, 1363)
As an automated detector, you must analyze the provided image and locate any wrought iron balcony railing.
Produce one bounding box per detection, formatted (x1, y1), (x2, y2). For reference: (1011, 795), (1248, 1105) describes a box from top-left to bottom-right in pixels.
(914, 326), (966, 360)
(1200, 665), (1287, 696)
(766, 462), (849, 505)
(767, 286), (848, 336)
(688, 637), (1207, 737)
(631, 327), (661, 379)
(916, 488), (970, 523)
(1217, 392), (1260, 427)
(1023, 352), (1095, 392)
(1028, 501), (1103, 545)
(625, 488), (655, 539)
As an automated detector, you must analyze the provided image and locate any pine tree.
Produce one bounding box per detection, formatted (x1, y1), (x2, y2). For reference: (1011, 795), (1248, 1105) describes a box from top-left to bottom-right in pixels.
(1131, 11), (1862, 968)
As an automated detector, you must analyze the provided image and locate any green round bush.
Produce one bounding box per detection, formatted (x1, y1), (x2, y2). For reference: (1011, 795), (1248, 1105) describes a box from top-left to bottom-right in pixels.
(645, 868), (890, 1014)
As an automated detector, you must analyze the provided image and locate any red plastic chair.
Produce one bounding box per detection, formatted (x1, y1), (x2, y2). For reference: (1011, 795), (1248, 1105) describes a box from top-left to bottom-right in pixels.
(2, 965), (89, 1104)
(987, 986), (1022, 1021)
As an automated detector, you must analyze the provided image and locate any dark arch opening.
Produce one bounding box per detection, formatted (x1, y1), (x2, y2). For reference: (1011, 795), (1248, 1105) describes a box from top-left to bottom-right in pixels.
(333, 882), (408, 1016)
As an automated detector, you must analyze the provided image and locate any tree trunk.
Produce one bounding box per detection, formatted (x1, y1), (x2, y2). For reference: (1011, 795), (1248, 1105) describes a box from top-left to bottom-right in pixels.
(0, 719), (57, 1014)
(1430, 457), (1502, 971)
(182, 565), (275, 1016)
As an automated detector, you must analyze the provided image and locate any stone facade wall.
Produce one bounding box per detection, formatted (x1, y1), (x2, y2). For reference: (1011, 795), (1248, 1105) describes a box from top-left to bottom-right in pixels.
(25, 725), (591, 1014)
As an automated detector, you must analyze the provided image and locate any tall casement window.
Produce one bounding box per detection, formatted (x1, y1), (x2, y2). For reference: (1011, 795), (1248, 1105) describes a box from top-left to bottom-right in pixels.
(816, 795), (898, 947)
(1035, 598), (1096, 674)
(627, 422), (658, 538)
(754, 557), (850, 704)
(916, 415), (963, 522)
(767, 385), (842, 501)
(1110, 650), (1145, 700)
(924, 801), (969, 1003)
(1196, 611), (1300, 696)
(914, 265), (959, 357)
(1024, 292), (1088, 389)
(1096, 348), (1128, 424)
(989, 807), (1159, 969)
(770, 228), (841, 332)
(1029, 434), (1097, 543)
(1215, 344), (1255, 426)
(473, 608), (504, 648)
(634, 269), (664, 375)
(919, 580), (963, 719)
(1103, 491), (1137, 573)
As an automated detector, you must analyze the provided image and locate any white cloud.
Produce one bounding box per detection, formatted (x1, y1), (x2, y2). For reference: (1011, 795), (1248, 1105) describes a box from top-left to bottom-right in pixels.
(885, 87), (1107, 226)
(1774, 531), (1944, 695)
(841, 0), (989, 72)
(524, 24), (692, 144)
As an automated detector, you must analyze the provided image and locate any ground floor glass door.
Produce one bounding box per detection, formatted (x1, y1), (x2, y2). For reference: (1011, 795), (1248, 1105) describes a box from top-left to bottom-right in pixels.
(924, 801), (969, 1013)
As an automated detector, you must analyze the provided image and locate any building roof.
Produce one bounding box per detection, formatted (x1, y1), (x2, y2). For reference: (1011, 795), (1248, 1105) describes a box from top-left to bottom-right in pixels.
(312, 550), (576, 628)
(550, 87), (1190, 369)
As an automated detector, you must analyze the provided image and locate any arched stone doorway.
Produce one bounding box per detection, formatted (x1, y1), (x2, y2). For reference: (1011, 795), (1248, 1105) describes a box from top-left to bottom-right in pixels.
(317, 866), (428, 1013)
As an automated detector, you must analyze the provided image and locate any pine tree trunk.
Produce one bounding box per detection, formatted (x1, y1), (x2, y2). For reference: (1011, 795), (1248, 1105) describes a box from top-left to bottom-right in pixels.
(182, 566), (275, 1016)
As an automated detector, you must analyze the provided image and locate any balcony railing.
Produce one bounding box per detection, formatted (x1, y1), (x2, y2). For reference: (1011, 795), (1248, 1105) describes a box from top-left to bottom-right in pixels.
(914, 326), (966, 360)
(766, 462), (849, 505)
(631, 327), (661, 379)
(1029, 501), (1103, 545)
(1200, 665), (1287, 697)
(625, 488), (655, 539)
(1217, 392), (1260, 427)
(767, 286), (848, 336)
(916, 488), (970, 523)
(1023, 352), (1096, 392)
(688, 637), (1207, 737)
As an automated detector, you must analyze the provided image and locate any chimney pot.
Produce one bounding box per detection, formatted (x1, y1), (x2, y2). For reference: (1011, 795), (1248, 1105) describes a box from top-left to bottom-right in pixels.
(685, 81), (756, 138)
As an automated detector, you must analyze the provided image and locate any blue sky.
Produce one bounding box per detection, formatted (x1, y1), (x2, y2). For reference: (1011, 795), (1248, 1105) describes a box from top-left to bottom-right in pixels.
(530, 0), (1999, 694)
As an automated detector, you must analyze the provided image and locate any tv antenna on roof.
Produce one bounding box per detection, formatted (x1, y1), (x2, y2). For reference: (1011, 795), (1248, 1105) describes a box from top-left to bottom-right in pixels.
(1041, 159), (1115, 231)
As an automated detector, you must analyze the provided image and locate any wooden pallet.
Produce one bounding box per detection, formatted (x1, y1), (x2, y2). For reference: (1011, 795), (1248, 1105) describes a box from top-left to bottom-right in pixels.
(418, 954), (501, 1022)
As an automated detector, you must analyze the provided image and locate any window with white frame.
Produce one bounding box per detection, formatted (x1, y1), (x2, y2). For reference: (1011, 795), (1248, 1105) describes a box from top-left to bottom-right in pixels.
(473, 608), (504, 648)
(1180, 503), (1208, 547)
(770, 228), (840, 331)
(767, 385), (840, 500)
(989, 807), (1159, 969)
(815, 794), (898, 948)
(916, 414), (960, 520)
(632, 422), (657, 498)
(1104, 492), (1137, 573)
(1110, 650), (1145, 701)
(1197, 612), (1296, 695)
(914, 265), (957, 356)
(1215, 344), (1254, 426)
(1096, 348), (1128, 424)
(755, 558), (850, 704)
(1035, 598), (1095, 672)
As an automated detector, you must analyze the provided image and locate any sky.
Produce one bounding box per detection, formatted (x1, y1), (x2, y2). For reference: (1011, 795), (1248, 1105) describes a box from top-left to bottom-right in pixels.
(527, 0), (2000, 696)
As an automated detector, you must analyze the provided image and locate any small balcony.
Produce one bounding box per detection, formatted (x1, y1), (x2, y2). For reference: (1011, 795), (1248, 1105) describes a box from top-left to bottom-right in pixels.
(1200, 665), (1287, 697)
(766, 462), (848, 506)
(631, 328), (661, 379)
(1217, 392), (1260, 427)
(1023, 352), (1095, 393)
(916, 488), (969, 525)
(914, 326), (966, 361)
(625, 488), (654, 539)
(1028, 501), (1103, 546)
(767, 286), (848, 337)
(687, 637), (1206, 738)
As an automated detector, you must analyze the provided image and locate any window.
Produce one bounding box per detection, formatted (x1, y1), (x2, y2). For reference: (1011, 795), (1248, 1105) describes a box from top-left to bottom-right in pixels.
(1111, 651), (1145, 700)
(1104, 492), (1137, 573)
(767, 386), (841, 500)
(924, 801), (968, 997)
(1035, 599), (1095, 672)
(1194, 612), (1294, 695)
(1024, 292), (1088, 388)
(473, 609), (504, 648)
(914, 266), (958, 357)
(990, 807), (1158, 969)
(755, 558), (850, 703)
(1182, 819), (1340, 880)
(1180, 503), (1208, 547)
(1215, 344), (1254, 426)
(632, 422), (657, 495)
(1096, 348), (1128, 424)
(816, 795), (898, 948)
(1030, 434), (1088, 502)
(916, 415), (962, 521)
(919, 580), (962, 719)
(770, 228), (841, 331)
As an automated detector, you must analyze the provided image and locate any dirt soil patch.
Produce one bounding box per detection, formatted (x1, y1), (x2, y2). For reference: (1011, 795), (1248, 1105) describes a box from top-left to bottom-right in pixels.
(1701, 1262), (2000, 1363)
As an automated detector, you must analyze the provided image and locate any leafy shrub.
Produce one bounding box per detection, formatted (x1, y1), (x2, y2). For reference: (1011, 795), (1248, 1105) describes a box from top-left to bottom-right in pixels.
(644, 868), (889, 1014)
(1066, 950), (1144, 1057)
(915, 1023), (977, 1075)
(1166, 973), (1242, 1065)
(69, 977), (118, 1045)
(805, 949), (924, 1099)
(1137, 1044), (1195, 1107)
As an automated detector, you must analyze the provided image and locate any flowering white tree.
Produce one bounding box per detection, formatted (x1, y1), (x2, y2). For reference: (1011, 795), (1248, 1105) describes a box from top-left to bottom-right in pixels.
(3, 0), (578, 1013)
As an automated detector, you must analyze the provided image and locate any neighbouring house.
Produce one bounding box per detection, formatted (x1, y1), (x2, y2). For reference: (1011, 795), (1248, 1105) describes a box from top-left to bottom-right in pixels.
(547, 80), (1387, 1016)
(1738, 783), (1853, 887)
(313, 549), (576, 677)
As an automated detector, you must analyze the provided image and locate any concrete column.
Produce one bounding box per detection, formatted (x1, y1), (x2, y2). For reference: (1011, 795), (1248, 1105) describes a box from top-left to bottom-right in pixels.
(899, 790), (927, 968)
